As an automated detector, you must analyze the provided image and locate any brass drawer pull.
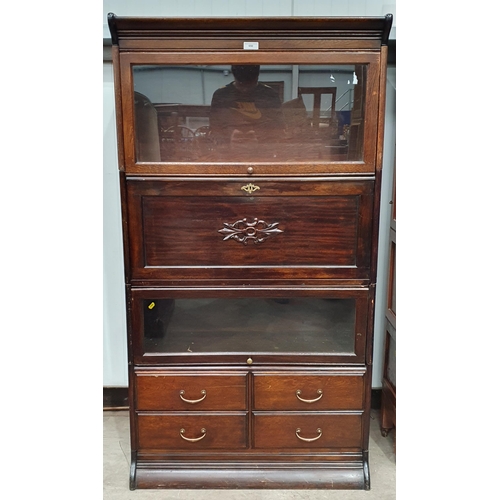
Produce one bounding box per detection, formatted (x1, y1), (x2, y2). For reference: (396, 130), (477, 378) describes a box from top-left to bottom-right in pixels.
(180, 427), (207, 442)
(296, 389), (323, 403)
(296, 428), (322, 442)
(179, 389), (207, 404)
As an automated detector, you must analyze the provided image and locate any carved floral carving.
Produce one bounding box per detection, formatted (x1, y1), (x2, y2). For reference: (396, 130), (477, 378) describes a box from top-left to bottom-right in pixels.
(218, 218), (283, 245)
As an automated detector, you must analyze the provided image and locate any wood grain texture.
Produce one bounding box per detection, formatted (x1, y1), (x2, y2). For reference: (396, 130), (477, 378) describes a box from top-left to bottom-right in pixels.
(253, 413), (362, 449)
(126, 178), (374, 283)
(136, 373), (247, 411)
(254, 373), (364, 411)
(134, 464), (367, 489)
(137, 413), (247, 450)
(108, 14), (393, 48)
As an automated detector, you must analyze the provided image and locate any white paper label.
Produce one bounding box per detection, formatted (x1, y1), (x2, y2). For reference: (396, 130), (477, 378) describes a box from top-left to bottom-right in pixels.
(243, 42), (259, 50)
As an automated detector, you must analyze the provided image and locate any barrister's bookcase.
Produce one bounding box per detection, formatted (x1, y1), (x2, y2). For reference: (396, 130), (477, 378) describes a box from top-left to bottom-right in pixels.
(108, 13), (392, 490)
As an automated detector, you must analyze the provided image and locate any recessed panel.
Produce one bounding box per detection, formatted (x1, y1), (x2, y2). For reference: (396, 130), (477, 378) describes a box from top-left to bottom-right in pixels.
(141, 195), (359, 267)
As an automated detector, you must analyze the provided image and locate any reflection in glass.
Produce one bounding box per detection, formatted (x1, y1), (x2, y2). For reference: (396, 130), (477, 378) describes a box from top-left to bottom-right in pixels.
(142, 298), (356, 355)
(386, 334), (396, 387)
(132, 64), (366, 163)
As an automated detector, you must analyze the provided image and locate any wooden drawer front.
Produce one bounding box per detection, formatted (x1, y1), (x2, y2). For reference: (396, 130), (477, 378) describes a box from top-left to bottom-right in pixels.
(136, 373), (247, 411)
(253, 414), (362, 449)
(137, 413), (247, 450)
(253, 374), (364, 411)
(126, 179), (373, 282)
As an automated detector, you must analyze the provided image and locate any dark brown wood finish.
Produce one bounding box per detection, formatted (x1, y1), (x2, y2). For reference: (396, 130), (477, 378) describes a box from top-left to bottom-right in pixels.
(125, 177), (374, 283)
(109, 13), (392, 490)
(137, 413), (248, 450)
(253, 413), (363, 449)
(135, 372), (247, 411)
(253, 373), (364, 411)
(108, 14), (393, 48)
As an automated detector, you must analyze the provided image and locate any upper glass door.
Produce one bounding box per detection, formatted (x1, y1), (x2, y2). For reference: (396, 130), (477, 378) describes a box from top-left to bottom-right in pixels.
(119, 51), (380, 174)
(132, 64), (367, 164)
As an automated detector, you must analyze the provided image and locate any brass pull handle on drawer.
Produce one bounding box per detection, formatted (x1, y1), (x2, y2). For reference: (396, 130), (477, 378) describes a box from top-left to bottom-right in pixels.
(179, 389), (206, 404)
(180, 427), (207, 442)
(296, 389), (323, 403)
(296, 428), (323, 442)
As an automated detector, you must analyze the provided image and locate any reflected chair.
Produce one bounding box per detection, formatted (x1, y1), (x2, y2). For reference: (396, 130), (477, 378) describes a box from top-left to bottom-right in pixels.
(297, 87), (337, 130)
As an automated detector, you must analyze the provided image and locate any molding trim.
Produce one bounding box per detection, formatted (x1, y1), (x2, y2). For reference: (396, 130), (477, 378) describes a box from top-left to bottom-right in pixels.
(103, 38), (395, 64)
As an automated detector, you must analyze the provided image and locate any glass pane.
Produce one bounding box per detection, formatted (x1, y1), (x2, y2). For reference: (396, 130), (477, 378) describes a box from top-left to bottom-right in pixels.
(143, 298), (356, 355)
(132, 64), (366, 163)
(390, 242), (396, 315)
(386, 334), (396, 387)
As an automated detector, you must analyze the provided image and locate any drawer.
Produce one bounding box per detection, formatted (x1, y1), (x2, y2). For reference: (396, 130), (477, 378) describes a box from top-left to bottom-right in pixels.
(253, 413), (362, 449)
(136, 373), (247, 411)
(253, 373), (364, 411)
(126, 178), (374, 283)
(137, 413), (247, 450)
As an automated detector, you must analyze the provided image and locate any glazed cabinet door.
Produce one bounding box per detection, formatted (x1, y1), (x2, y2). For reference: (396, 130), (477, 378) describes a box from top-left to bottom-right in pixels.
(129, 287), (371, 365)
(118, 56), (382, 175)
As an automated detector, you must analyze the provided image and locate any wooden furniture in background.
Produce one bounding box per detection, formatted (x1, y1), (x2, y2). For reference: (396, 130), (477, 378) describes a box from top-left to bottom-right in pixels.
(381, 158), (396, 443)
(298, 87), (337, 128)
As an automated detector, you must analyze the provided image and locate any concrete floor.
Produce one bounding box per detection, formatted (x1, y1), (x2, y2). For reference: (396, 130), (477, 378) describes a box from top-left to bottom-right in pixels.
(104, 409), (395, 499)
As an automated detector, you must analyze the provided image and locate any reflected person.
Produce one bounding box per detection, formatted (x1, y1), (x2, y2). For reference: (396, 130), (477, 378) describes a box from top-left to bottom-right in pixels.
(210, 65), (285, 154)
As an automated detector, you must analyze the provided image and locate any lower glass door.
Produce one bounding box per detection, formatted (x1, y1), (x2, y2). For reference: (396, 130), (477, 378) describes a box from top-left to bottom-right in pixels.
(132, 291), (369, 363)
(143, 298), (355, 354)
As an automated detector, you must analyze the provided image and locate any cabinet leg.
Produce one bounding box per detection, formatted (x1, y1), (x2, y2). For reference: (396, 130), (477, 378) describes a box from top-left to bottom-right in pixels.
(363, 451), (370, 490)
(129, 451), (137, 490)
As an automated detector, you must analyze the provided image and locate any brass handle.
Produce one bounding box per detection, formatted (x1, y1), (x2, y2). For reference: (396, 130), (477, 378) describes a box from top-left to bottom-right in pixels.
(296, 389), (323, 403)
(296, 428), (323, 442)
(179, 389), (206, 404)
(180, 427), (207, 442)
